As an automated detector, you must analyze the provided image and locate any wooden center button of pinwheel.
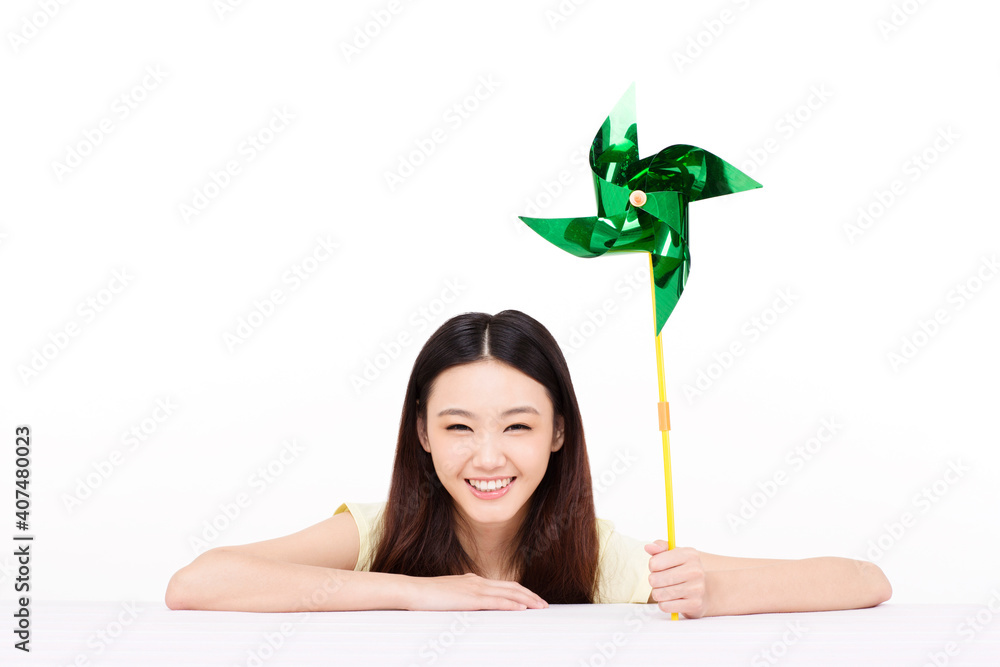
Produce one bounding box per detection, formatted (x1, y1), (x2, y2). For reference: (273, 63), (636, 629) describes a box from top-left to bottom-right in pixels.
(629, 189), (647, 207)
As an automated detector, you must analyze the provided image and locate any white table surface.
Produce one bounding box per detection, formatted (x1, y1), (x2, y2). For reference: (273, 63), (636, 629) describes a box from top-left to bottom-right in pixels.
(5, 601), (999, 666)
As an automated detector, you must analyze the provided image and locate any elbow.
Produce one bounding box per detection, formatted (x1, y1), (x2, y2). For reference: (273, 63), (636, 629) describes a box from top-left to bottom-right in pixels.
(858, 560), (892, 607)
(875, 569), (893, 606)
(165, 549), (226, 610)
(165, 566), (194, 610)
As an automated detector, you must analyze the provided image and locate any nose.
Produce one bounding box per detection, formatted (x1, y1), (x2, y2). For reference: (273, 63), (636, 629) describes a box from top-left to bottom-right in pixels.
(471, 431), (506, 470)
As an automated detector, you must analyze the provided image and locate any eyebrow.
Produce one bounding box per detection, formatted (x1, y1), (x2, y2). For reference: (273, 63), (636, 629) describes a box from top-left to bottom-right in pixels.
(437, 406), (540, 419)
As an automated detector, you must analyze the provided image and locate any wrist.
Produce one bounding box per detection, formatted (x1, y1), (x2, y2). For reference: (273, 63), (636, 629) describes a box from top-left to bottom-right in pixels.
(701, 569), (724, 618)
(393, 573), (419, 611)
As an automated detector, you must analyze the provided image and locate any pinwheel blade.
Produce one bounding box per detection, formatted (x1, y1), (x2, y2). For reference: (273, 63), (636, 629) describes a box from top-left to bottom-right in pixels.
(517, 215), (622, 258)
(591, 82), (639, 189)
(641, 144), (762, 202)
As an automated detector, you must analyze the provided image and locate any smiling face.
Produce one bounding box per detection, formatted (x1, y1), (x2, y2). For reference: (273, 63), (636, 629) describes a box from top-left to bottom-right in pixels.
(417, 359), (564, 546)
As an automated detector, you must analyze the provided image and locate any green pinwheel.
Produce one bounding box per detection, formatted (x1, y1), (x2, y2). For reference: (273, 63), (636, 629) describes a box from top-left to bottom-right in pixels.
(518, 83), (761, 619)
(518, 82), (761, 336)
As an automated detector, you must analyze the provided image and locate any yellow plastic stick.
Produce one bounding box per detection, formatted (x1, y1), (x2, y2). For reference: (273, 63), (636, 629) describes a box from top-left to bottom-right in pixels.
(648, 254), (679, 621)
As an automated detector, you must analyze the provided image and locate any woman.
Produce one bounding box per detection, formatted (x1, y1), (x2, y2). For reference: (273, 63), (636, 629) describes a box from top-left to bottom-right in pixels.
(165, 310), (891, 617)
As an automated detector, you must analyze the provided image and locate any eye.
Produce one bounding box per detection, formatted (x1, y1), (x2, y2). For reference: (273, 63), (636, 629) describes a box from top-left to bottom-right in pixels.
(446, 424), (471, 431)
(505, 423), (531, 432)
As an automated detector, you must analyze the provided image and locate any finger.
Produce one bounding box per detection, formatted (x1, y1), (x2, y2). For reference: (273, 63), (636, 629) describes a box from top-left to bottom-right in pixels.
(649, 584), (683, 604)
(501, 581), (547, 606)
(653, 599), (696, 618)
(644, 539), (675, 554)
(463, 593), (526, 611)
(646, 546), (690, 573)
(487, 592), (540, 610)
(648, 576), (702, 604)
(651, 590), (707, 619)
(486, 596), (528, 611)
(648, 561), (700, 589)
(644, 541), (669, 555)
(486, 580), (547, 608)
(467, 573), (547, 608)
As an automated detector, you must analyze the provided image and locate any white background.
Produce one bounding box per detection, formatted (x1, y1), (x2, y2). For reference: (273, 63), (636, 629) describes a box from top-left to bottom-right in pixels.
(1, 0), (997, 606)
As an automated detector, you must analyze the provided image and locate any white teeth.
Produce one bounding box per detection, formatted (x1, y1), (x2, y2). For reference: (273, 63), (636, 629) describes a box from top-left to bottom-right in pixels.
(468, 477), (512, 492)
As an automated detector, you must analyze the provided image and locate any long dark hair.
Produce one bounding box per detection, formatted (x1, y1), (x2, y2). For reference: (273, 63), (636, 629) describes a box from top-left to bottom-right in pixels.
(368, 309), (599, 603)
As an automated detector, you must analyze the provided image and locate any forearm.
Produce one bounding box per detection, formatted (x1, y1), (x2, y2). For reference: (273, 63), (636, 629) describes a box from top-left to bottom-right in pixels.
(704, 557), (891, 616)
(165, 549), (411, 612)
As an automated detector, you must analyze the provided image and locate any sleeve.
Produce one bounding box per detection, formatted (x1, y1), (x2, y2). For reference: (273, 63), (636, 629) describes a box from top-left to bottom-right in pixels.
(594, 518), (653, 604)
(333, 501), (386, 572)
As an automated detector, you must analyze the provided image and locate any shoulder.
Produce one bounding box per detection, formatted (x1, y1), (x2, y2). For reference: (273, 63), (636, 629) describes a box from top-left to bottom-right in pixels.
(594, 516), (653, 604)
(334, 500), (387, 523)
(595, 517), (628, 551)
(595, 517), (613, 548)
(334, 500), (387, 536)
(333, 500), (387, 571)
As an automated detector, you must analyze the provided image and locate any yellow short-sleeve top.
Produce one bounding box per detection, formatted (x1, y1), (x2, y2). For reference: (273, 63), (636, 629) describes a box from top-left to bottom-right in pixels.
(333, 501), (652, 604)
